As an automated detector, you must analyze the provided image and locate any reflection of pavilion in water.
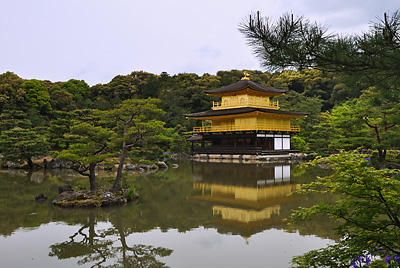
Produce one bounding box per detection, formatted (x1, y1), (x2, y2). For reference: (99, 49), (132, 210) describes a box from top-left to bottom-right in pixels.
(190, 162), (299, 238)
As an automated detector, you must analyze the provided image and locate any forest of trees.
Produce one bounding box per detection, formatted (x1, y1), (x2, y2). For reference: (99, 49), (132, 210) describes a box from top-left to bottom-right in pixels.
(0, 66), (398, 171)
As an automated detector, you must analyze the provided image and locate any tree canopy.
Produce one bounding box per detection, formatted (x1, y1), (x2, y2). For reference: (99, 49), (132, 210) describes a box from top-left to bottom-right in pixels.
(290, 151), (400, 267)
(239, 11), (400, 80)
(0, 127), (50, 169)
(55, 122), (114, 191)
(101, 98), (168, 192)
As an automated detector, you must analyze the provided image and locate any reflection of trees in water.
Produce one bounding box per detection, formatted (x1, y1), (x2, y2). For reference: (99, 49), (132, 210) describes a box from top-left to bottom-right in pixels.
(49, 211), (173, 268)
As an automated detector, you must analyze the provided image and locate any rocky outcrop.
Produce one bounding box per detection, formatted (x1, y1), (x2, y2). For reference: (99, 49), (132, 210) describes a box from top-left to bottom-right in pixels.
(122, 162), (166, 171)
(45, 159), (74, 169)
(52, 188), (139, 208)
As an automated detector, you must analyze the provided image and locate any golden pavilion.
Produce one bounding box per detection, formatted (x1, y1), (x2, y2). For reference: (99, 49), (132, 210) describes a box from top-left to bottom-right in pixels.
(185, 74), (308, 155)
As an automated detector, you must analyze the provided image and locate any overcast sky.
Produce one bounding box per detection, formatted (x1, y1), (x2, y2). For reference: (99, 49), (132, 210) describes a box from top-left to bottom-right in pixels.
(1, 0), (399, 85)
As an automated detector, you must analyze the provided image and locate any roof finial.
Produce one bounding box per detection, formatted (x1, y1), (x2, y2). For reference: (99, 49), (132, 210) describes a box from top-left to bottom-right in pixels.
(241, 71), (250, 80)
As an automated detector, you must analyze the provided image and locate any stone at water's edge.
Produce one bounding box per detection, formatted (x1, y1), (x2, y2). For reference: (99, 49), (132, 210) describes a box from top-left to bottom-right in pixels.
(35, 193), (47, 202)
(52, 189), (139, 208)
(157, 161), (168, 169)
(124, 163), (136, 170)
(122, 162), (167, 171)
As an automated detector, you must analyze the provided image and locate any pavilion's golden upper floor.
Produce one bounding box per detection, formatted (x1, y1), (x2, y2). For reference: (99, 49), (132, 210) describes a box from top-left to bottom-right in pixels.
(212, 94), (279, 110)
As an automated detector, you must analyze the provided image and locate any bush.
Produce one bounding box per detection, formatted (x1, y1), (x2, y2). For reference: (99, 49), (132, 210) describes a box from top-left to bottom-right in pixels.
(291, 135), (307, 152)
(290, 151), (400, 267)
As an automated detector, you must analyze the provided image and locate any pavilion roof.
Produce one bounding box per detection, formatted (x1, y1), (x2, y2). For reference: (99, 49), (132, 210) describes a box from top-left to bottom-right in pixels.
(184, 107), (308, 118)
(204, 79), (286, 95)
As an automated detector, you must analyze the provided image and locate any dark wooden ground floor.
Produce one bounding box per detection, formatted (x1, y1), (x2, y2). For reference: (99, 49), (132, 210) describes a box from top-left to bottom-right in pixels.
(188, 131), (297, 155)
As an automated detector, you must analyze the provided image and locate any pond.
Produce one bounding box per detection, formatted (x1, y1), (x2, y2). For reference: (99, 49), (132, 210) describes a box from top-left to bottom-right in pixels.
(0, 160), (337, 268)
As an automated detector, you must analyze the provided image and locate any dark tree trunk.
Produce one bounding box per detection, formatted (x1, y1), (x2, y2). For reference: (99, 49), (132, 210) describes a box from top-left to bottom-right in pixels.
(89, 163), (97, 191)
(111, 145), (127, 193)
(378, 149), (387, 163)
(27, 158), (34, 170)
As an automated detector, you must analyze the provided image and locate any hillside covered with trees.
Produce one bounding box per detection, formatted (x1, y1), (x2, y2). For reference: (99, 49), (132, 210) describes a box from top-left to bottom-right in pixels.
(0, 65), (398, 168)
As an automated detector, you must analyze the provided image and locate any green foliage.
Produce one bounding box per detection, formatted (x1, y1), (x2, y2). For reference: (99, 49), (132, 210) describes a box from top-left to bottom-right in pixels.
(371, 150), (400, 165)
(61, 79), (90, 102)
(20, 79), (52, 115)
(271, 69), (337, 110)
(47, 111), (77, 149)
(169, 124), (191, 154)
(291, 135), (306, 151)
(104, 98), (167, 149)
(56, 122), (114, 191)
(101, 98), (168, 192)
(307, 111), (335, 155)
(138, 159), (154, 165)
(0, 72), (24, 112)
(328, 100), (375, 151)
(305, 88), (399, 160)
(274, 90), (323, 129)
(240, 10), (400, 83)
(102, 161), (115, 170)
(290, 151), (400, 267)
(126, 184), (138, 199)
(0, 109), (32, 132)
(49, 86), (76, 111)
(0, 127), (50, 169)
(57, 123), (113, 165)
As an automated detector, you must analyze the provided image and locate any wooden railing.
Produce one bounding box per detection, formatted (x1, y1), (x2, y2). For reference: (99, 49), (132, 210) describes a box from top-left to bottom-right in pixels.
(193, 124), (300, 133)
(212, 100), (279, 110)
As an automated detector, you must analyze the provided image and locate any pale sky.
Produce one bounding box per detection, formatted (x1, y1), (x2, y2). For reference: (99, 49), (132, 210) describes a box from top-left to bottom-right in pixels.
(1, 0), (398, 85)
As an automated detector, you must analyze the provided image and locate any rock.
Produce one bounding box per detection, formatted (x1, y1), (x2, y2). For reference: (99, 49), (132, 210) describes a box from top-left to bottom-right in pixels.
(52, 190), (92, 204)
(100, 191), (121, 206)
(7, 161), (22, 168)
(172, 164), (179, 168)
(101, 191), (115, 199)
(47, 159), (74, 169)
(136, 163), (148, 170)
(52, 190), (102, 208)
(157, 161), (168, 169)
(35, 193), (47, 202)
(124, 164), (136, 170)
(60, 161), (74, 169)
(150, 164), (159, 170)
(47, 159), (62, 169)
(289, 153), (306, 160)
(58, 184), (73, 194)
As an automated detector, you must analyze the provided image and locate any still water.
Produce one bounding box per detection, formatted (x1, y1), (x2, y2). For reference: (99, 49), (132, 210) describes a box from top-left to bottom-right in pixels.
(0, 160), (336, 268)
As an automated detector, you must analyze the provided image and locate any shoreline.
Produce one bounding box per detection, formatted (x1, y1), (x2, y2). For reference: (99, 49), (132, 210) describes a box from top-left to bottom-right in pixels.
(191, 152), (312, 164)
